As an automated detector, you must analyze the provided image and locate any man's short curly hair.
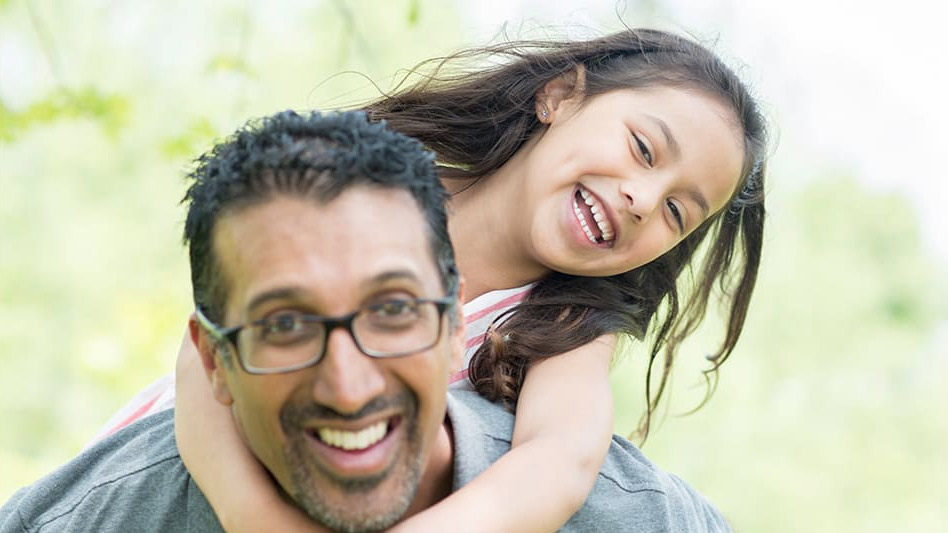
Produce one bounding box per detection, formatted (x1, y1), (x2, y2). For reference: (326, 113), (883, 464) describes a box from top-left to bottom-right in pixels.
(183, 110), (457, 324)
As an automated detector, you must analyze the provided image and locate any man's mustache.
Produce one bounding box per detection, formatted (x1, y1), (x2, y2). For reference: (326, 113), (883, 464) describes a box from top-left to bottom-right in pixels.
(280, 391), (416, 426)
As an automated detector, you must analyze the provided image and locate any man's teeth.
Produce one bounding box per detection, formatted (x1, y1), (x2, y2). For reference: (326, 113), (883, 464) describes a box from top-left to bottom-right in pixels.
(575, 188), (614, 242)
(317, 421), (388, 451)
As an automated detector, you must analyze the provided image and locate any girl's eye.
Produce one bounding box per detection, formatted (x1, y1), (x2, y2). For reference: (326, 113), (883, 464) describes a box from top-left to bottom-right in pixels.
(633, 134), (653, 167)
(666, 200), (684, 233)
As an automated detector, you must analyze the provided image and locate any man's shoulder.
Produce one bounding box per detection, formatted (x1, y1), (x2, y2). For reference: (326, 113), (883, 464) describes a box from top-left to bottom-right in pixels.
(446, 389), (732, 532)
(0, 410), (221, 533)
(566, 437), (733, 532)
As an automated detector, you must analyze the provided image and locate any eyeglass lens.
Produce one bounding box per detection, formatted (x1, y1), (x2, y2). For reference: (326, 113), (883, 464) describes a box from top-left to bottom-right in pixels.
(236, 299), (443, 370)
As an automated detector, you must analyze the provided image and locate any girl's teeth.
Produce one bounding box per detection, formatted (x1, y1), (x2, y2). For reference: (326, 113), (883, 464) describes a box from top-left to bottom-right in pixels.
(575, 186), (615, 243)
(574, 202), (598, 243)
(317, 421), (388, 451)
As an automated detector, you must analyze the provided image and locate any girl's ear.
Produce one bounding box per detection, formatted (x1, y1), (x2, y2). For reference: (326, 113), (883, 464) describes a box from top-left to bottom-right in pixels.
(535, 64), (587, 123)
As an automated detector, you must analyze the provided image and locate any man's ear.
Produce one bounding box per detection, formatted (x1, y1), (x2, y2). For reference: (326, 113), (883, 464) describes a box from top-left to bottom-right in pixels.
(188, 314), (235, 407)
(535, 64), (587, 123)
(448, 277), (466, 375)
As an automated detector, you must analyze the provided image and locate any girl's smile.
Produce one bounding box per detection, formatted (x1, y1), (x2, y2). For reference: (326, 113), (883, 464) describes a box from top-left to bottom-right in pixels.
(572, 184), (617, 246)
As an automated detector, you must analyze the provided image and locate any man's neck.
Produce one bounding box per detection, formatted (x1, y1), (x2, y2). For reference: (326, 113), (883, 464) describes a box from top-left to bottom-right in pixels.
(401, 417), (455, 518)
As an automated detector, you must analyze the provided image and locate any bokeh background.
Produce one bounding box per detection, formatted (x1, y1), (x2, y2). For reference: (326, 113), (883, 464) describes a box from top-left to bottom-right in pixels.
(2, 0), (946, 531)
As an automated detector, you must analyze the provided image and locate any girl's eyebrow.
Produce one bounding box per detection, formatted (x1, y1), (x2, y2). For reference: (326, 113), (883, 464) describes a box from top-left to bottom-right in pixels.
(644, 114), (681, 159)
(686, 185), (711, 218)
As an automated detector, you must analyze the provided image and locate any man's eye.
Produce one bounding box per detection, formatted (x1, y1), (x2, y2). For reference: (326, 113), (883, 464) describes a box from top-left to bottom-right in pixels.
(365, 300), (423, 328)
(633, 134), (653, 166)
(270, 313), (301, 332)
(369, 300), (417, 318)
(666, 200), (684, 233)
(259, 312), (311, 343)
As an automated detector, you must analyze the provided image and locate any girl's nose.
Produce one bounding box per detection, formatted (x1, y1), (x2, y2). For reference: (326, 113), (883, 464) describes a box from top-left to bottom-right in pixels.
(619, 180), (660, 223)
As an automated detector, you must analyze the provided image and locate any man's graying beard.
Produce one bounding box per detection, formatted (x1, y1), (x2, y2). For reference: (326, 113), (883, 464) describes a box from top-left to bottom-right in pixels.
(281, 391), (423, 533)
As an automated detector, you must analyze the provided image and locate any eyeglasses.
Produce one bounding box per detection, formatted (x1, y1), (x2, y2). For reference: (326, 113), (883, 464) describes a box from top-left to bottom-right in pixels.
(195, 296), (455, 375)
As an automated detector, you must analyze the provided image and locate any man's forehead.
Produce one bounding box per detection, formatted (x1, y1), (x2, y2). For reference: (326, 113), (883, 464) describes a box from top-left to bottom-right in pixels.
(214, 188), (442, 315)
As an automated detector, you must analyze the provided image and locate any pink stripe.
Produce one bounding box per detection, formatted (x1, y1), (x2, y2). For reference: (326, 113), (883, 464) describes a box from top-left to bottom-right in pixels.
(450, 368), (469, 383)
(464, 291), (529, 323)
(105, 393), (161, 437)
(466, 334), (489, 350)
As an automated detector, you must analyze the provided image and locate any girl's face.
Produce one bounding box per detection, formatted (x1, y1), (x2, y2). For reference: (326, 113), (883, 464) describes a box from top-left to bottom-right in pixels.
(519, 85), (744, 277)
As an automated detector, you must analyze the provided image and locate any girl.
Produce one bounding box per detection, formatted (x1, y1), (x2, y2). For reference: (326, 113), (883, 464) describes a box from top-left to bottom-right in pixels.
(110, 28), (768, 531)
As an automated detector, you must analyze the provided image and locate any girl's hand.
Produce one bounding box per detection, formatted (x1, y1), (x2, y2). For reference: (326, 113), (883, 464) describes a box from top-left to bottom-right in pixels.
(174, 320), (329, 533)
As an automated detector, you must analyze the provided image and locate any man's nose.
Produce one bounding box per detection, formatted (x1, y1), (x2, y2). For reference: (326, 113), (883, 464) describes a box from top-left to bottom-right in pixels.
(310, 328), (387, 415)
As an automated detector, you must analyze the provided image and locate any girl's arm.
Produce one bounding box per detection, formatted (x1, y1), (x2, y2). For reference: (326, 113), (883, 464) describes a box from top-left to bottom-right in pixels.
(174, 327), (329, 533)
(388, 333), (617, 533)
(178, 324), (615, 532)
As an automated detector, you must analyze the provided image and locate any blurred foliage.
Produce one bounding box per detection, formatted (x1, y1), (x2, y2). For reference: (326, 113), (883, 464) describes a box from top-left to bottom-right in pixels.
(0, 88), (128, 141)
(612, 175), (948, 532)
(161, 118), (219, 158)
(0, 0), (465, 497)
(2, 0), (946, 531)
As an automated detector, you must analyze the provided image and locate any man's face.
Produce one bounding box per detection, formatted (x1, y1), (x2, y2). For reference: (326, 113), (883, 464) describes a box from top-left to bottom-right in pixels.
(198, 188), (462, 532)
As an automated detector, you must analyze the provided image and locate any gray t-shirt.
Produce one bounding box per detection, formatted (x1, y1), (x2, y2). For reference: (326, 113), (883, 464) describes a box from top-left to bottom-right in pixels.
(1, 391), (730, 532)
(447, 390), (732, 532)
(0, 409), (220, 532)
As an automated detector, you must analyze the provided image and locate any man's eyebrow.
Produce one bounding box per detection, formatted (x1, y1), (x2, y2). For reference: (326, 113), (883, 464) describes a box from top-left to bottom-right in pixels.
(644, 114), (681, 159)
(369, 269), (424, 287)
(247, 288), (304, 314)
(245, 270), (426, 314)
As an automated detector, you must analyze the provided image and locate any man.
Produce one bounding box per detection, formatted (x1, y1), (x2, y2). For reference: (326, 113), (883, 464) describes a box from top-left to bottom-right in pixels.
(0, 110), (729, 532)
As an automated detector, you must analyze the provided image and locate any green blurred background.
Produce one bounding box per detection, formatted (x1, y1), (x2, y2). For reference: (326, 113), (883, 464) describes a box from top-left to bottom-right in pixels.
(2, 0), (946, 531)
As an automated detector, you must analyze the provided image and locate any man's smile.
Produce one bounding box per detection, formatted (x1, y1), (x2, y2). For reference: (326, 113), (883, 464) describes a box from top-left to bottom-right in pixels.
(299, 415), (405, 480)
(314, 420), (391, 451)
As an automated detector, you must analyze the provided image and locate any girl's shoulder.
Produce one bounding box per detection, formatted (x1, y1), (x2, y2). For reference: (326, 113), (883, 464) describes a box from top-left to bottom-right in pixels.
(450, 283), (535, 390)
(462, 283), (534, 322)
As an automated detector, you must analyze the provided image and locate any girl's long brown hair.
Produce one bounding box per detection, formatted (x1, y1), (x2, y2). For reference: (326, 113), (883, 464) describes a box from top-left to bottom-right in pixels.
(363, 28), (768, 439)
